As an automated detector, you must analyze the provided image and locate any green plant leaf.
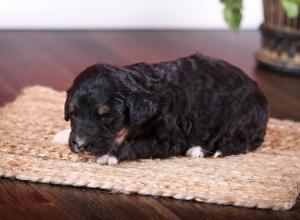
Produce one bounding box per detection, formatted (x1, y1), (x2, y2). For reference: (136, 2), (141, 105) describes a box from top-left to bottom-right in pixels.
(220, 0), (242, 9)
(220, 0), (242, 30)
(284, 0), (300, 4)
(282, 0), (299, 18)
(224, 7), (242, 30)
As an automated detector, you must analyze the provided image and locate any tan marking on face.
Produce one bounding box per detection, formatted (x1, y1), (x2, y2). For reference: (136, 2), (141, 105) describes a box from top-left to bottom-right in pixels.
(97, 105), (110, 115)
(69, 103), (75, 113)
(115, 127), (129, 144)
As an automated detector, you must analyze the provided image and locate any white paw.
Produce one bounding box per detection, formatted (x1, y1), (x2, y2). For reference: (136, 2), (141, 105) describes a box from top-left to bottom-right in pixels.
(96, 154), (118, 165)
(52, 128), (71, 145)
(213, 151), (222, 158)
(186, 146), (205, 158)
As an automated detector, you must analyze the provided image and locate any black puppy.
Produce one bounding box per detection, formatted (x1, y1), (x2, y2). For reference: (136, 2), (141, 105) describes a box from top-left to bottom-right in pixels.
(53, 53), (268, 165)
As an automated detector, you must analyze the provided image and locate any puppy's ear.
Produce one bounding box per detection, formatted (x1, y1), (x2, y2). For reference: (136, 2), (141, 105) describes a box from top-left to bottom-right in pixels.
(64, 91), (72, 121)
(126, 94), (157, 126)
(64, 99), (70, 121)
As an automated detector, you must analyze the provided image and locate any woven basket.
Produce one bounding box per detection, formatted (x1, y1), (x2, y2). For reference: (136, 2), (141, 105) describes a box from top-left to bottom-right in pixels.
(257, 0), (300, 74)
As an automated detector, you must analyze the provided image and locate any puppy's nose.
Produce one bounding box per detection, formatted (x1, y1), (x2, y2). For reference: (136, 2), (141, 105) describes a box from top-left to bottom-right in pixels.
(70, 138), (87, 152)
(70, 139), (80, 153)
(78, 144), (87, 151)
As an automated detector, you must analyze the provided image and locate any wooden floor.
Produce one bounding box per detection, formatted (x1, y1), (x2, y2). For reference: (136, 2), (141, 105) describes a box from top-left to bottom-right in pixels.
(0, 30), (299, 220)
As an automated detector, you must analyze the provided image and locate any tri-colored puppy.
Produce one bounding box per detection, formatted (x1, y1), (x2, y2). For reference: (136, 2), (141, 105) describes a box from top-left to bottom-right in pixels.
(53, 53), (269, 165)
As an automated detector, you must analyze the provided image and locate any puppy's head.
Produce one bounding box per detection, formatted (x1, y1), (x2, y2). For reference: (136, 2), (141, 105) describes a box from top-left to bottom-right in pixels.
(64, 64), (157, 156)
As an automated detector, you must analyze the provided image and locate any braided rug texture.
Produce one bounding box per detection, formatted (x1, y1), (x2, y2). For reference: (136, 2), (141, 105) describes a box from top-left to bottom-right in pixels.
(0, 86), (299, 211)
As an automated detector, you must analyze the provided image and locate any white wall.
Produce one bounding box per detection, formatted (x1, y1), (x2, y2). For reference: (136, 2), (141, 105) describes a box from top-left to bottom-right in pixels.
(0, 0), (263, 29)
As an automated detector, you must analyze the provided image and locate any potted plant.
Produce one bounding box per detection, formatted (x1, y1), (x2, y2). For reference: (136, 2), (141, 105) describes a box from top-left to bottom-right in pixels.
(220, 0), (300, 75)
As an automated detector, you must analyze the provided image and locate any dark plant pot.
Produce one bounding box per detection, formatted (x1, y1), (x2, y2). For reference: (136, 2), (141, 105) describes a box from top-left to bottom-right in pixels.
(257, 0), (300, 75)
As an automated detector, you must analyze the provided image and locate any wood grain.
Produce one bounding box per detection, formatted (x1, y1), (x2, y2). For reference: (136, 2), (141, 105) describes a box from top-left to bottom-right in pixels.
(0, 30), (299, 220)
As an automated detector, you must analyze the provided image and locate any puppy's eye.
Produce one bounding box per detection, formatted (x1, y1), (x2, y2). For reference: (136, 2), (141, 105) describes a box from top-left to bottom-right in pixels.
(97, 105), (110, 115)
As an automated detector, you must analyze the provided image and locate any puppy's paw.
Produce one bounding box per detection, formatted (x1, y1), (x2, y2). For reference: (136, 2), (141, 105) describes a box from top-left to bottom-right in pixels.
(213, 151), (222, 158)
(52, 128), (71, 145)
(186, 146), (205, 158)
(96, 154), (119, 165)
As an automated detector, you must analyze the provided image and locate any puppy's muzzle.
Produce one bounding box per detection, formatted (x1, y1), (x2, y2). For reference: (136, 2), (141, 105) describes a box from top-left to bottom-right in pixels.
(70, 138), (88, 153)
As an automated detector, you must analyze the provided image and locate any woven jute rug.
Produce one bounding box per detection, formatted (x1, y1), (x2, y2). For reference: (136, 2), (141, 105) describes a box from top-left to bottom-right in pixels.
(0, 86), (299, 211)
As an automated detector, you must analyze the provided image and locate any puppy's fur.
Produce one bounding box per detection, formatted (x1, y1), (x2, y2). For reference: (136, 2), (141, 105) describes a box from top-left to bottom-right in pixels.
(62, 53), (268, 164)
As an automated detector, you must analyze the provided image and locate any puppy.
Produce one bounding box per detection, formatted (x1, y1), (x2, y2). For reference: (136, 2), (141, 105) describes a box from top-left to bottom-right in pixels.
(53, 53), (268, 165)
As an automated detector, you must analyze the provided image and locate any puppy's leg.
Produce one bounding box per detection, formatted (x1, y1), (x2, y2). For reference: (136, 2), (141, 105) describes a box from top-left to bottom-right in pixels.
(185, 146), (222, 158)
(96, 154), (119, 165)
(185, 146), (205, 158)
(213, 151), (222, 158)
(52, 128), (71, 145)
(114, 138), (173, 161)
(215, 144), (248, 157)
